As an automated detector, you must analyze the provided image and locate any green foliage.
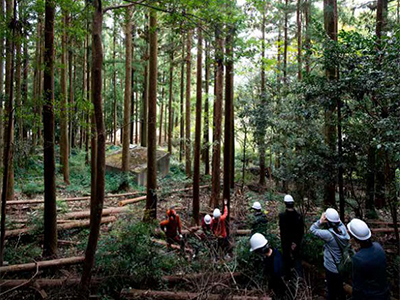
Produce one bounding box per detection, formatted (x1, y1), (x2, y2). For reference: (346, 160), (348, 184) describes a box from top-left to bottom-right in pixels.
(301, 233), (325, 268)
(94, 220), (179, 296)
(4, 242), (42, 265)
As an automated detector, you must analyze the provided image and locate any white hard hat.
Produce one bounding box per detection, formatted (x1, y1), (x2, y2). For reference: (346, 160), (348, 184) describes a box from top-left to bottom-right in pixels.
(213, 208), (221, 218)
(204, 214), (212, 225)
(284, 195), (294, 203)
(249, 233), (268, 252)
(252, 201), (262, 210)
(347, 218), (371, 241)
(325, 208), (340, 223)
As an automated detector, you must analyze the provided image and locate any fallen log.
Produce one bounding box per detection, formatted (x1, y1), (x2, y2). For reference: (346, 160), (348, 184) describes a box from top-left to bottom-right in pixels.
(6, 191), (144, 206)
(0, 256), (85, 274)
(370, 228), (395, 233)
(64, 206), (131, 219)
(366, 221), (400, 227)
(5, 216), (116, 238)
(120, 289), (271, 300)
(0, 278), (101, 288)
(119, 185), (209, 206)
(234, 229), (251, 236)
(161, 272), (241, 284)
(151, 238), (194, 255)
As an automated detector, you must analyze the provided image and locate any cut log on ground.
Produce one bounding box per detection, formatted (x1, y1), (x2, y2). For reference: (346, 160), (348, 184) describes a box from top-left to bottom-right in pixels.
(370, 228), (396, 233)
(0, 278), (101, 289)
(151, 238), (194, 255)
(0, 256), (85, 274)
(6, 191), (144, 206)
(366, 221), (400, 227)
(119, 185), (209, 206)
(161, 272), (241, 284)
(64, 206), (131, 219)
(120, 289), (271, 300)
(5, 216), (116, 238)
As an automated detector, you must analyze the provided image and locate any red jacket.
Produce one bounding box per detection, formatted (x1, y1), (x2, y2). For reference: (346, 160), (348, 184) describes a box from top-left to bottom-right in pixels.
(160, 212), (182, 239)
(211, 205), (228, 238)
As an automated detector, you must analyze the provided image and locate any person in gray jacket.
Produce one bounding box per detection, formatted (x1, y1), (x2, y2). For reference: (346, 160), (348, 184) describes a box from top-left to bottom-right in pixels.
(310, 208), (349, 300)
(347, 218), (389, 300)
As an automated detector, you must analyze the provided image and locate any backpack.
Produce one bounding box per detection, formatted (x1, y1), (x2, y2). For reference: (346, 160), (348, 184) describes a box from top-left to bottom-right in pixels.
(328, 231), (355, 279)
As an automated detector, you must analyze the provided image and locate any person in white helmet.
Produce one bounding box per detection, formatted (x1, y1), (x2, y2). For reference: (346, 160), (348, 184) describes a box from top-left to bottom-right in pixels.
(250, 201), (268, 235)
(347, 218), (389, 300)
(249, 233), (285, 299)
(278, 194), (304, 279)
(310, 208), (349, 300)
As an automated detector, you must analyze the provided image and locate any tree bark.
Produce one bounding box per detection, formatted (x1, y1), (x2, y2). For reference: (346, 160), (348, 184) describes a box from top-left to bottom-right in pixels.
(0, 257), (85, 274)
(179, 33), (185, 161)
(42, 0), (57, 258)
(112, 15), (117, 145)
(141, 16), (149, 147)
(323, 0), (338, 207)
(202, 40), (210, 175)
(304, 0), (311, 74)
(259, 7), (266, 187)
(144, 9), (158, 221)
(80, 0), (105, 293)
(167, 49), (174, 153)
(296, 0), (302, 80)
(15, 16), (22, 147)
(185, 30), (192, 177)
(0, 0), (4, 168)
(283, 0), (288, 85)
(122, 6), (132, 189)
(60, 10), (70, 185)
(210, 27), (224, 208)
(193, 26), (202, 226)
(69, 46), (75, 150)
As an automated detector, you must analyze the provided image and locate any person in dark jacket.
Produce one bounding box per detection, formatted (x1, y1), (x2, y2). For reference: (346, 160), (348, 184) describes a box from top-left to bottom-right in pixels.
(250, 233), (286, 299)
(279, 194), (304, 279)
(250, 201), (268, 235)
(347, 218), (390, 300)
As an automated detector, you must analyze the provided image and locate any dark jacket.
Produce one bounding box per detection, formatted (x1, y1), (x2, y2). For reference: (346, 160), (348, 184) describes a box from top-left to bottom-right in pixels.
(263, 248), (285, 297)
(251, 211), (268, 234)
(279, 209), (304, 250)
(352, 242), (390, 300)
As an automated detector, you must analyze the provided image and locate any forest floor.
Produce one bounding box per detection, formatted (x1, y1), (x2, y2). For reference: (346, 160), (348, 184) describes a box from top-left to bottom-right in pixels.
(1, 147), (399, 299)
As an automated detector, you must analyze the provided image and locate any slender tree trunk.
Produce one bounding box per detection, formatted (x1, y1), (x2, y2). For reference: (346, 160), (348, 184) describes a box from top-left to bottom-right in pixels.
(130, 26), (135, 145)
(43, 0), (57, 258)
(167, 49), (173, 154)
(60, 10), (70, 184)
(135, 90), (138, 144)
(223, 26), (234, 203)
(202, 40), (210, 175)
(179, 34), (185, 162)
(141, 55), (148, 147)
(304, 0), (311, 74)
(277, 26), (282, 88)
(0, 0), (4, 167)
(145, 9), (158, 221)
(69, 48), (75, 150)
(85, 32), (91, 165)
(159, 99), (164, 145)
(210, 27), (224, 208)
(112, 19), (117, 145)
(297, 0), (302, 80)
(193, 26), (202, 226)
(185, 30), (192, 177)
(22, 24), (28, 140)
(80, 0), (105, 293)
(122, 6), (132, 188)
(323, 0), (338, 207)
(15, 22), (22, 147)
(259, 8), (266, 187)
(283, 0), (288, 85)
(241, 124), (247, 190)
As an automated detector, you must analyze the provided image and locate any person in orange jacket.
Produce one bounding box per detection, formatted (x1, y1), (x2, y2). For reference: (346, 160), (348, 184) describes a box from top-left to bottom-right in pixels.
(211, 199), (229, 258)
(160, 208), (183, 251)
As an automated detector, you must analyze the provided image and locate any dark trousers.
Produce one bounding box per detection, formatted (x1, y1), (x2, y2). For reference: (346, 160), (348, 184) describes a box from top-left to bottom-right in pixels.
(325, 269), (346, 300)
(282, 245), (303, 279)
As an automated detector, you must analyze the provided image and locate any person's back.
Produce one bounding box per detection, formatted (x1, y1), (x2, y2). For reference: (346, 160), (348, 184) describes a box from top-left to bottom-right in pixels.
(252, 211), (268, 234)
(279, 209), (304, 247)
(352, 242), (389, 300)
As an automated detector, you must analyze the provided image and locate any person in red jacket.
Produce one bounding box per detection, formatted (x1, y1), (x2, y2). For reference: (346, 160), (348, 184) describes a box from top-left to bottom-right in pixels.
(211, 199), (229, 258)
(160, 208), (183, 251)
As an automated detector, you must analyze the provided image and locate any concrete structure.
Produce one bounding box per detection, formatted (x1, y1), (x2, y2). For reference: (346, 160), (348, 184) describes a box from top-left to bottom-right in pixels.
(105, 145), (170, 186)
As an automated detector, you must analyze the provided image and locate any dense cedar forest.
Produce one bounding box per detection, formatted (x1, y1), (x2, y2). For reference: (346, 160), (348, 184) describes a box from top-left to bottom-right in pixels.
(0, 0), (399, 299)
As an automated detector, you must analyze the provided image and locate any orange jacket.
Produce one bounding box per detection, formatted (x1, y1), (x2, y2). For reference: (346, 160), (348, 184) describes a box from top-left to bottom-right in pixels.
(211, 205), (228, 238)
(160, 211), (182, 239)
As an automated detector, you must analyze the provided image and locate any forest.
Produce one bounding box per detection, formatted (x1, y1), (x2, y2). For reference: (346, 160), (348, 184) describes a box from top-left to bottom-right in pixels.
(0, 0), (399, 299)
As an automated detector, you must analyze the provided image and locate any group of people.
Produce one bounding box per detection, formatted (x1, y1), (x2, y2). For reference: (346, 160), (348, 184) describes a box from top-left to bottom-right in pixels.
(159, 194), (390, 300)
(250, 195), (390, 300)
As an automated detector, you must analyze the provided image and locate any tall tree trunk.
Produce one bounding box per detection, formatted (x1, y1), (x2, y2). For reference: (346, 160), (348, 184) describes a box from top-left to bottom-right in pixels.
(167, 49), (173, 154)
(202, 40), (210, 175)
(185, 30), (192, 177)
(193, 26), (202, 226)
(43, 0), (57, 258)
(0, 0), (4, 168)
(22, 23), (28, 140)
(223, 26), (234, 204)
(283, 0), (288, 85)
(259, 7), (266, 187)
(85, 32), (91, 165)
(122, 6), (132, 189)
(69, 47), (75, 150)
(210, 27), (224, 208)
(296, 0), (302, 80)
(112, 18), (117, 145)
(144, 9), (158, 221)
(159, 99), (164, 145)
(277, 25), (282, 88)
(80, 0), (105, 293)
(304, 0), (311, 74)
(130, 26), (135, 145)
(141, 56), (148, 147)
(0, 0), (15, 266)
(179, 34), (185, 161)
(323, 0), (338, 207)
(135, 90), (139, 144)
(15, 20), (22, 147)
(60, 10), (70, 184)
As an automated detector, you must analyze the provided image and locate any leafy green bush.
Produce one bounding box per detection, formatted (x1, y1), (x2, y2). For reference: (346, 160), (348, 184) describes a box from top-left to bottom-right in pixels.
(21, 181), (44, 197)
(94, 220), (179, 296)
(301, 233), (325, 268)
(4, 242), (42, 264)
